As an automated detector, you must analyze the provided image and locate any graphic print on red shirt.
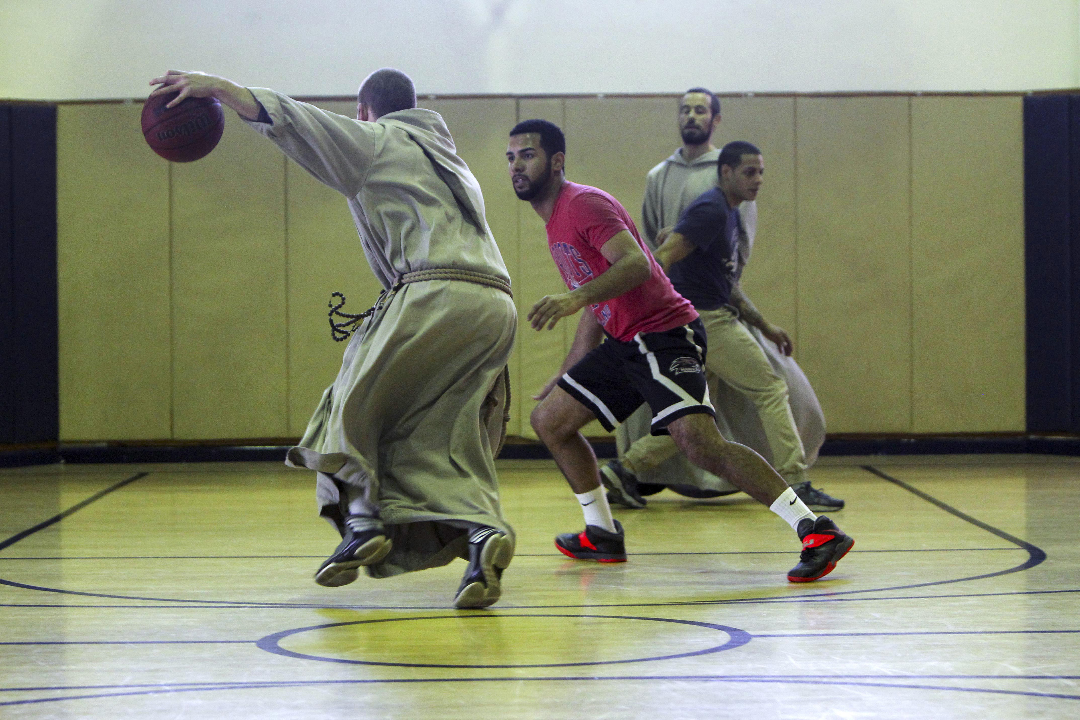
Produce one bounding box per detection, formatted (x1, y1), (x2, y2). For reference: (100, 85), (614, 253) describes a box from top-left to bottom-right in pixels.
(544, 182), (697, 342)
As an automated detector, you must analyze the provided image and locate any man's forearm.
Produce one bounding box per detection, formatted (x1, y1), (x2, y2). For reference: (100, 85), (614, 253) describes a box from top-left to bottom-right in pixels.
(569, 253), (651, 308)
(730, 284), (767, 329)
(152, 71), (263, 121)
(208, 77), (262, 121)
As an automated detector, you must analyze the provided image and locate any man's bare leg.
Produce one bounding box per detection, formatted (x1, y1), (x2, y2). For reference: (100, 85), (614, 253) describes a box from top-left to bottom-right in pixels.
(531, 386), (607, 495)
(667, 412), (854, 581)
(531, 387), (626, 561)
(666, 413), (789, 506)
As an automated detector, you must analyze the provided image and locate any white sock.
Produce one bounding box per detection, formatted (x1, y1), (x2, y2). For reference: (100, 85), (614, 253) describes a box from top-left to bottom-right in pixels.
(575, 487), (617, 533)
(770, 487), (816, 532)
(347, 495), (374, 515)
(342, 483), (379, 524)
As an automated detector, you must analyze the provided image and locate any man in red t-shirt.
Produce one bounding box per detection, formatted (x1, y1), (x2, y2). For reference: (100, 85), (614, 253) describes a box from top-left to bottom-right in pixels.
(507, 119), (854, 582)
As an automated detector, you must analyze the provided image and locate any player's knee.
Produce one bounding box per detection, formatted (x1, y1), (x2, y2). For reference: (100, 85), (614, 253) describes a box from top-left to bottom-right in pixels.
(529, 403), (552, 440)
(530, 401), (569, 444)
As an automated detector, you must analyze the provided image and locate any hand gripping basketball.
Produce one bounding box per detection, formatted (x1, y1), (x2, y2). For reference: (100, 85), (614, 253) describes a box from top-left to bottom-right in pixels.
(143, 71), (226, 162)
(141, 92), (224, 162)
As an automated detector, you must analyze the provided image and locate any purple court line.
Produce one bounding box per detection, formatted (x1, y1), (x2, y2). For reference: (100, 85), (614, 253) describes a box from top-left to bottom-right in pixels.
(0, 547), (1021, 561)
(2, 675), (1079, 708)
(255, 613), (751, 669)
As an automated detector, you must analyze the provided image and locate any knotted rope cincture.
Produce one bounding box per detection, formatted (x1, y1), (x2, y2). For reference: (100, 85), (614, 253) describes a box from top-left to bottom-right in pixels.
(328, 268), (512, 342)
(329, 290), (386, 342)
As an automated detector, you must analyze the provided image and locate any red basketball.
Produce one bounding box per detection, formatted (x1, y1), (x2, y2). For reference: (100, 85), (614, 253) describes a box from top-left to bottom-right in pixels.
(141, 91), (225, 162)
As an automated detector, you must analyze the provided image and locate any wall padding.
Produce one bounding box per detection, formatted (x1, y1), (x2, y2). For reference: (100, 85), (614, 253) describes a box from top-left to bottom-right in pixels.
(57, 103), (171, 441)
(170, 112), (288, 439)
(796, 96), (913, 433)
(911, 96), (1025, 432)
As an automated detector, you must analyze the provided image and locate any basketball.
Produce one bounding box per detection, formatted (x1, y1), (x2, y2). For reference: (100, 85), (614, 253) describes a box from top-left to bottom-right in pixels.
(141, 91), (224, 162)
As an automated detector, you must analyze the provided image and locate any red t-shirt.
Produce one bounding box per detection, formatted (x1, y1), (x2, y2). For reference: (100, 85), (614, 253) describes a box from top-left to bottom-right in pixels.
(544, 182), (698, 342)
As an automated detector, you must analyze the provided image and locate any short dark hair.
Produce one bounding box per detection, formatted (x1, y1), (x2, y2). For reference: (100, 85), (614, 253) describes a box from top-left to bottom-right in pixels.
(509, 119), (566, 159)
(718, 140), (762, 178)
(358, 68), (416, 118)
(685, 87), (721, 118)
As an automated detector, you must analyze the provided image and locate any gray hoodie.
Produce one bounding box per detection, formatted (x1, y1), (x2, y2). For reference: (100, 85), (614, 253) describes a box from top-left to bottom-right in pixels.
(641, 147), (757, 273)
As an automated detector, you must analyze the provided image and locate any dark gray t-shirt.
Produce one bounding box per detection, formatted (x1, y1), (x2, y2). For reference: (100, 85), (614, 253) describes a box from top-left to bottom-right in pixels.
(668, 187), (740, 311)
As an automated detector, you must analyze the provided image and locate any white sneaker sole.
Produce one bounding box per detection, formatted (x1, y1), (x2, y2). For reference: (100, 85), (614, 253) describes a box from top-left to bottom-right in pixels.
(314, 535), (392, 588)
(454, 533), (514, 609)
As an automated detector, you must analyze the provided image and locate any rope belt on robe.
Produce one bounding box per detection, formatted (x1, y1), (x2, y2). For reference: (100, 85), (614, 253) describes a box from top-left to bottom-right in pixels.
(326, 267), (514, 449)
(328, 267), (513, 342)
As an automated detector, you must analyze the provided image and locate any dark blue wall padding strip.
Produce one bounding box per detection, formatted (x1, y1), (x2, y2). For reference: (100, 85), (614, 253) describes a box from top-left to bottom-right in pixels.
(0, 107), (14, 442)
(1023, 95), (1080, 433)
(0, 105), (58, 444)
(1071, 96), (1080, 433)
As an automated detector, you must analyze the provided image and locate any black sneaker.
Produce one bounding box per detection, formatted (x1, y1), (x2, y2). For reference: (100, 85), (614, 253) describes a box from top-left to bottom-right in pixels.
(791, 481), (845, 511)
(454, 527), (514, 609)
(314, 524), (392, 588)
(555, 520), (627, 562)
(787, 516), (854, 583)
(600, 460), (647, 509)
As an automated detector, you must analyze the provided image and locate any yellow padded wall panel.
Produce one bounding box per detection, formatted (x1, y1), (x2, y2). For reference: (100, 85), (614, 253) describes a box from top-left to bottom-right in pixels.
(423, 98), (522, 436)
(284, 100), (377, 438)
(716, 96), (799, 338)
(796, 96), (912, 432)
(57, 103), (172, 440)
(170, 113), (289, 439)
(564, 96), (678, 229)
(910, 96), (1025, 432)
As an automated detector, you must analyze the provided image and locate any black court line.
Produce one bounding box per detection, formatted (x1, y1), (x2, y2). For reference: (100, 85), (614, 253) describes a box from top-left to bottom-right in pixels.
(2, 675), (1079, 708)
(753, 629), (1080, 638)
(0, 473), (148, 553)
(0, 464), (1051, 610)
(861, 464), (1049, 570)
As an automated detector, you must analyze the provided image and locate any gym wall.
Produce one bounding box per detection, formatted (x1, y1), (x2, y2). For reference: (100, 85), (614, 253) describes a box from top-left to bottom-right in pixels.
(54, 92), (1025, 443)
(4, 1), (1077, 99)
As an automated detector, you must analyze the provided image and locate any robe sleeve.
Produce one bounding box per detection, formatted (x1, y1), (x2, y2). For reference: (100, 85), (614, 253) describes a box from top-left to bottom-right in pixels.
(243, 87), (376, 197)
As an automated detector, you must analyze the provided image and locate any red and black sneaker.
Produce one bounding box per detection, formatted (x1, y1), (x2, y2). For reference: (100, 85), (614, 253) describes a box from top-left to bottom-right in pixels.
(555, 520), (627, 562)
(787, 516), (854, 583)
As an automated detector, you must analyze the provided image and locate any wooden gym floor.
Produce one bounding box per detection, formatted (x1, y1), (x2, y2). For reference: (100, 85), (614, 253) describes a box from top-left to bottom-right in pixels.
(1, 454), (1078, 719)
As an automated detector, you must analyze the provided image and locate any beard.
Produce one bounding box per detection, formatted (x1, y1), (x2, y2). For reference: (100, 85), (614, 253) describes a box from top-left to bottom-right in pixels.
(680, 124), (712, 145)
(513, 160), (552, 200)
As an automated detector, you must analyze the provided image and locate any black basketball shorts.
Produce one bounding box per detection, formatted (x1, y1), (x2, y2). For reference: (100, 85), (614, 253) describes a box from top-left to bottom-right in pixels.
(557, 318), (715, 434)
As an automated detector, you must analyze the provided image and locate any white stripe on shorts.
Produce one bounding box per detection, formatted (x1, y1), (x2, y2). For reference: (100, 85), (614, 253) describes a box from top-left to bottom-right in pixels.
(633, 327), (714, 411)
(561, 372), (619, 428)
